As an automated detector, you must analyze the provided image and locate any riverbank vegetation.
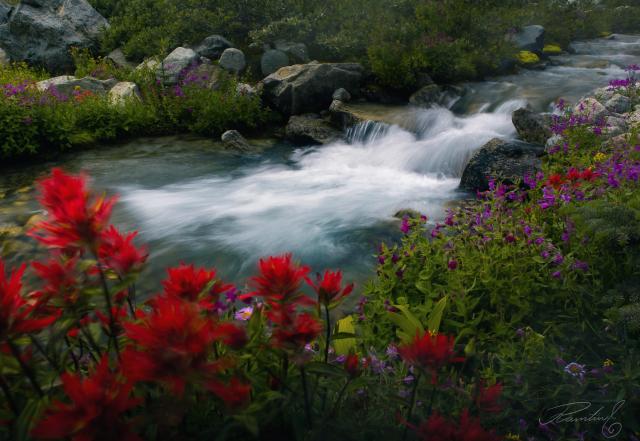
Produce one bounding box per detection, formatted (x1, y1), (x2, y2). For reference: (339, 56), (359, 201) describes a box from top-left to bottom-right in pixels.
(93, 0), (640, 87)
(1, 69), (640, 440)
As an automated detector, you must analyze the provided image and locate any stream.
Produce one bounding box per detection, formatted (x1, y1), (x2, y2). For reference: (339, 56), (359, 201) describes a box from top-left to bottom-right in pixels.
(1, 34), (639, 292)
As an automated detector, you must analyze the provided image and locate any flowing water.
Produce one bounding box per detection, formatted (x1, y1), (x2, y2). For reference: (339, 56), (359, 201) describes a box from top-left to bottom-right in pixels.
(1, 34), (640, 291)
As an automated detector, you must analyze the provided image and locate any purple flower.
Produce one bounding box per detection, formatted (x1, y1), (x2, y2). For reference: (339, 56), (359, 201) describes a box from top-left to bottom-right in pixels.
(234, 306), (253, 321)
(552, 271), (562, 279)
(572, 260), (589, 272)
(378, 255), (386, 265)
(400, 216), (410, 234)
(386, 344), (399, 359)
(564, 362), (586, 380)
(448, 259), (458, 270)
(552, 254), (564, 265)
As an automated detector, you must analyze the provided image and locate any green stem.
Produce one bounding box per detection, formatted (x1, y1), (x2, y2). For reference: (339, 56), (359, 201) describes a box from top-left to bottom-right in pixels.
(30, 335), (61, 373)
(0, 373), (19, 416)
(8, 339), (43, 398)
(328, 378), (351, 418)
(401, 372), (421, 441)
(95, 261), (121, 360)
(324, 305), (331, 364)
(300, 366), (313, 428)
(65, 336), (80, 371)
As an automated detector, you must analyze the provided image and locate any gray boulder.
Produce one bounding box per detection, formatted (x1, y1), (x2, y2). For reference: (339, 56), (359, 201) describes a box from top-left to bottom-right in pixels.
(512, 108), (552, 144)
(106, 48), (135, 70)
(274, 41), (309, 63)
(605, 94), (632, 114)
(261, 49), (289, 76)
(606, 116), (628, 138)
(219, 48), (246, 74)
(195, 35), (232, 59)
(185, 63), (229, 90)
(329, 99), (364, 128)
(332, 88), (351, 102)
(460, 138), (545, 192)
(0, 1), (11, 25)
(157, 47), (199, 85)
(262, 62), (363, 116)
(36, 75), (110, 96)
(573, 97), (609, 123)
(0, 0), (109, 72)
(108, 82), (141, 105)
(512, 25), (545, 54)
(221, 130), (251, 152)
(135, 57), (160, 72)
(285, 114), (343, 145)
(409, 84), (442, 107)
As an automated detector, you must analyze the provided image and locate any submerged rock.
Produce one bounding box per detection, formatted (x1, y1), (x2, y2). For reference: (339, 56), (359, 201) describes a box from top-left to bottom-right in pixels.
(0, 0), (109, 72)
(512, 108), (552, 144)
(221, 130), (251, 152)
(285, 114), (343, 145)
(460, 138), (545, 192)
(261, 62), (363, 116)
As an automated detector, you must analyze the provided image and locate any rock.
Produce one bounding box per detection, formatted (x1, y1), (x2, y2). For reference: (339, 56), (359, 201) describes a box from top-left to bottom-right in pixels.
(329, 99), (365, 128)
(512, 108), (552, 144)
(157, 47), (199, 85)
(194, 35), (232, 59)
(274, 41), (309, 63)
(605, 94), (631, 114)
(512, 25), (545, 54)
(332, 88), (351, 102)
(221, 130), (251, 152)
(262, 62), (363, 116)
(218, 48), (246, 75)
(606, 116), (628, 138)
(460, 138), (545, 192)
(0, 1), (11, 25)
(285, 114), (343, 145)
(593, 87), (616, 103)
(409, 84), (442, 107)
(394, 209), (422, 220)
(108, 81), (141, 105)
(628, 108), (640, 127)
(106, 48), (135, 70)
(361, 83), (406, 105)
(184, 63), (229, 90)
(0, 47), (7, 66)
(236, 82), (257, 98)
(573, 98), (609, 123)
(545, 134), (563, 149)
(261, 49), (290, 76)
(36, 76), (109, 97)
(0, 0), (109, 72)
(136, 58), (160, 72)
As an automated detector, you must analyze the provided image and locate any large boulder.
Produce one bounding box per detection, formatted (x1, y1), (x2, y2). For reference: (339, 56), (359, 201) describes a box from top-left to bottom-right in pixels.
(274, 41), (309, 63)
(36, 76), (111, 97)
(262, 62), (364, 116)
(0, 0), (109, 72)
(285, 114), (343, 145)
(0, 1), (11, 25)
(512, 108), (552, 144)
(183, 63), (229, 90)
(157, 47), (199, 85)
(460, 138), (545, 192)
(512, 25), (545, 54)
(218, 48), (246, 75)
(108, 81), (141, 105)
(194, 35), (232, 60)
(409, 84), (442, 107)
(261, 49), (289, 76)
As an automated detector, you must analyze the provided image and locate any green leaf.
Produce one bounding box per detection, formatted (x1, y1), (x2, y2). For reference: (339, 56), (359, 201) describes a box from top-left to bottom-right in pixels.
(333, 316), (356, 356)
(427, 296), (448, 333)
(305, 361), (348, 378)
(387, 304), (424, 343)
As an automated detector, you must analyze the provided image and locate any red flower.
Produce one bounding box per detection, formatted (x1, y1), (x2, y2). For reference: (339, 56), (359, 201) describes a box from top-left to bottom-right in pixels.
(580, 167), (598, 182)
(344, 353), (367, 378)
(207, 377), (251, 411)
(212, 322), (247, 350)
(475, 382), (503, 413)
(0, 260), (58, 341)
(161, 264), (232, 309)
(409, 409), (500, 441)
(565, 168), (581, 183)
(244, 254), (314, 313)
(98, 226), (147, 275)
(271, 312), (322, 350)
(29, 169), (116, 253)
(122, 297), (229, 394)
(32, 257), (80, 306)
(399, 332), (464, 374)
(546, 173), (565, 189)
(31, 357), (141, 441)
(308, 270), (354, 308)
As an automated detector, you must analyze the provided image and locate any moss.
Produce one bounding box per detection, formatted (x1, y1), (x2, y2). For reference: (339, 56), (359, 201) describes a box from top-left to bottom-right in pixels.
(543, 44), (562, 55)
(516, 50), (540, 65)
(600, 31), (613, 38)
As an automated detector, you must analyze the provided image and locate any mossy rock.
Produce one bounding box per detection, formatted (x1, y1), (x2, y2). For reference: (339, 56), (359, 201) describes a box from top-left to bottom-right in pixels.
(517, 51), (540, 65)
(543, 44), (562, 55)
(600, 31), (613, 38)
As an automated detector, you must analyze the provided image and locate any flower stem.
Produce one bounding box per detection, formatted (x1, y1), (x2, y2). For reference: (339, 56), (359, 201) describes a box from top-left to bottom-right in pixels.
(8, 339), (43, 398)
(401, 371), (421, 441)
(29, 335), (61, 373)
(0, 373), (19, 416)
(95, 260), (121, 360)
(65, 336), (80, 371)
(328, 378), (351, 417)
(324, 305), (331, 364)
(300, 366), (313, 428)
